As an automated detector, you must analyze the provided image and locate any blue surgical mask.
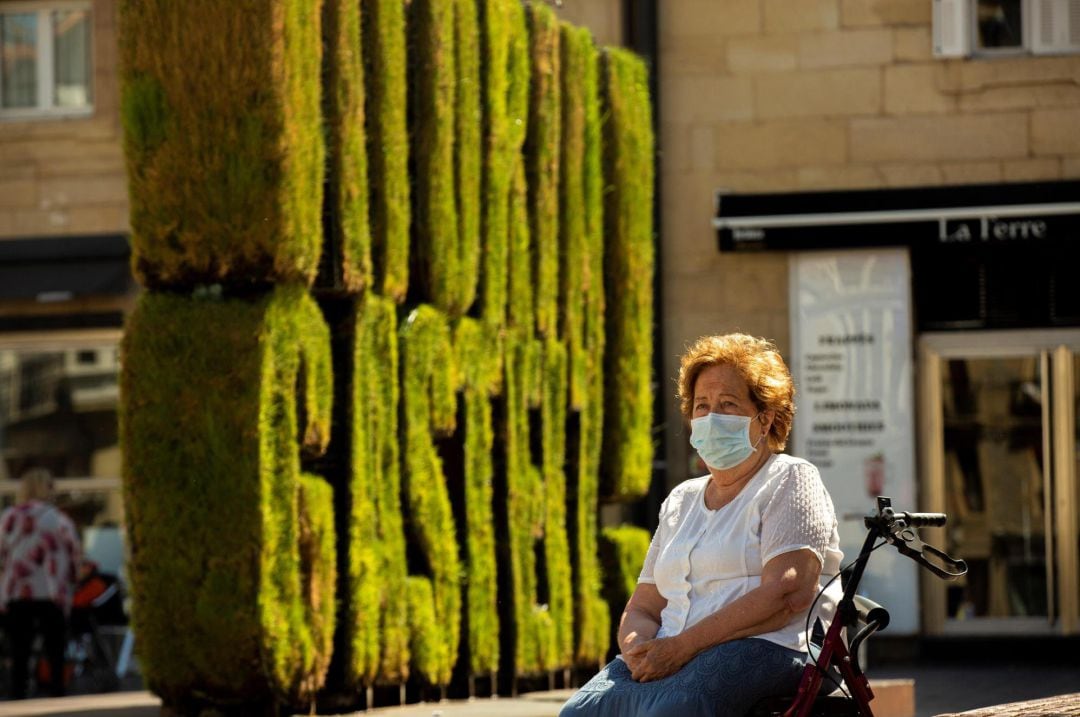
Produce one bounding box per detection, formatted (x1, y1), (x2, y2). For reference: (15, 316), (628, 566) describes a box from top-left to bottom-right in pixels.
(689, 412), (766, 470)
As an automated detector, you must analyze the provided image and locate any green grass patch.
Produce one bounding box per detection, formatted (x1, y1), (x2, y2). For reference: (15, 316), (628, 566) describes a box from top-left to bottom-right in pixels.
(363, 0), (411, 301)
(400, 305), (461, 686)
(120, 286), (334, 706)
(525, 2), (560, 339)
(119, 0), (324, 289)
(324, 0), (371, 292)
(600, 48), (655, 501)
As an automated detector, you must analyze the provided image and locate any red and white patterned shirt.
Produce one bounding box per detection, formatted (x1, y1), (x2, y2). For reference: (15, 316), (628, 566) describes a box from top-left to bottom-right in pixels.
(0, 500), (80, 613)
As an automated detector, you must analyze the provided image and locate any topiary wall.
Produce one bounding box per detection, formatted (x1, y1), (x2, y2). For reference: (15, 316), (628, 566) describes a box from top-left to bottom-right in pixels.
(120, 0), (655, 711)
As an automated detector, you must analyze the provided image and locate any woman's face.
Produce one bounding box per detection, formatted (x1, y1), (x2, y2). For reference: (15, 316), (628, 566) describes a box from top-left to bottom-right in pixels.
(691, 363), (758, 420)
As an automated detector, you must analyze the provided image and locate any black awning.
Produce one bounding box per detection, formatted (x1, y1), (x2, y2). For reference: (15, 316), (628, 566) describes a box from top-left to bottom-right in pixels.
(714, 180), (1080, 252)
(0, 234), (133, 301)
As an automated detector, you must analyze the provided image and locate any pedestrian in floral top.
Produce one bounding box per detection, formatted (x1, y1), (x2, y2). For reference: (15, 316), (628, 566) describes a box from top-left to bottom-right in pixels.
(0, 468), (81, 698)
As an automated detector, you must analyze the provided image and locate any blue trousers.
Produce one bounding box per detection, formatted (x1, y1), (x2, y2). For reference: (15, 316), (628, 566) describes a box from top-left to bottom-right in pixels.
(560, 638), (808, 717)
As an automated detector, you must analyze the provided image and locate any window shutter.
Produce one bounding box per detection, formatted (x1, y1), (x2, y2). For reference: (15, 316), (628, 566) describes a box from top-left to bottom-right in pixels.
(1030, 0), (1080, 53)
(933, 0), (972, 57)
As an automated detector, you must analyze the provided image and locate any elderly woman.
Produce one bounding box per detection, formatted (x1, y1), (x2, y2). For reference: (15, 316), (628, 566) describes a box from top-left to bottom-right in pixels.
(562, 334), (843, 717)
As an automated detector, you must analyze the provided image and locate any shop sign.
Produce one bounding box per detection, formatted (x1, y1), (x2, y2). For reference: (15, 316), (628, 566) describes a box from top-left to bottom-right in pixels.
(790, 249), (920, 634)
(939, 216), (1049, 243)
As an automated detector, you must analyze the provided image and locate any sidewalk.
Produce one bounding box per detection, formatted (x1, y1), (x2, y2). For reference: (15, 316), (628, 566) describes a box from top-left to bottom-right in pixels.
(0, 690), (574, 717)
(1, 662), (1079, 717)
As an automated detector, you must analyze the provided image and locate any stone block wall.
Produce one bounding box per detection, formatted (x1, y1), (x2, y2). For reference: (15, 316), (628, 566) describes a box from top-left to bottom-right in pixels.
(0, 0), (126, 240)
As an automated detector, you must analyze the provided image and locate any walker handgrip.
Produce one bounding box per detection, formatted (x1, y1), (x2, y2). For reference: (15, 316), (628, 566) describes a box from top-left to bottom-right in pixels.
(896, 540), (968, 580)
(897, 512), (947, 527)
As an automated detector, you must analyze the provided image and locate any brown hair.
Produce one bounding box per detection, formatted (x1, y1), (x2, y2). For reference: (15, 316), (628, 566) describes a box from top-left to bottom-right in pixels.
(677, 333), (795, 452)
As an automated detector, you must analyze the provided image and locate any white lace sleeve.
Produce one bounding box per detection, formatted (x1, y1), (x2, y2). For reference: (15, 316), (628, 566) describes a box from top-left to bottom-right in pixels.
(761, 462), (836, 567)
(637, 529), (660, 584)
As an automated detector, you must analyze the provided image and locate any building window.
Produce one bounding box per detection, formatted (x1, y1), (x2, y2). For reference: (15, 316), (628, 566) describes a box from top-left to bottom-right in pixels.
(0, 2), (92, 118)
(975, 0), (1024, 52)
(934, 0), (1080, 57)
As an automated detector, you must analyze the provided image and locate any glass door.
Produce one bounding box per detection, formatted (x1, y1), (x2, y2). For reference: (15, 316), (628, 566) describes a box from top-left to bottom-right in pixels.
(920, 331), (1080, 635)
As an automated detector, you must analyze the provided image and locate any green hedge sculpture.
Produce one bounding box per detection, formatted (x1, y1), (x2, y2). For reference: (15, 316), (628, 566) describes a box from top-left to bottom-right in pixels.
(454, 0), (482, 315)
(400, 305), (461, 686)
(120, 286), (335, 706)
(477, 0), (518, 328)
(568, 27), (610, 666)
(324, 0), (371, 291)
(298, 473), (338, 692)
(541, 338), (574, 667)
(600, 48), (655, 501)
(503, 332), (555, 675)
(120, 0), (659, 704)
(454, 318), (501, 677)
(600, 524), (652, 614)
(346, 294), (409, 687)
(119, 0), (324, 289)
(525, 2), (560, 339)
(363, 0), (410, 301)
(410, 0), (460, 316)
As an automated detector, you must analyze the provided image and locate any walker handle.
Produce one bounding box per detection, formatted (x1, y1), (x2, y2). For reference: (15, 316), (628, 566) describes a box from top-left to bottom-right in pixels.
(867, 497), (967, 580)
(895, 511), (946, 528)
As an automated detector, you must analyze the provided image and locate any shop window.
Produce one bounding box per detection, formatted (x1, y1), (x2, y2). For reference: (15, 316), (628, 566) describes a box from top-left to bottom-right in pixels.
(0, 343), (123, 571)
(933, 0), (1080, 57)
(0, 3), (93, 118)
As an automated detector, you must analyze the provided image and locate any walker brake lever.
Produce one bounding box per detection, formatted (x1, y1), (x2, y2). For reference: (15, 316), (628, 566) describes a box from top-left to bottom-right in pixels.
(888, 526), (968, 580)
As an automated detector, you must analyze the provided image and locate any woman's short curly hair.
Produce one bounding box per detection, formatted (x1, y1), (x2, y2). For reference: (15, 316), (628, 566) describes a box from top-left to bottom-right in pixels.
(677, 333), (795, 452)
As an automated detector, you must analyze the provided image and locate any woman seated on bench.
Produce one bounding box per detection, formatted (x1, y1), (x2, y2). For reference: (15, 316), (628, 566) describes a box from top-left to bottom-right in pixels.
(561, 334), (844, 717)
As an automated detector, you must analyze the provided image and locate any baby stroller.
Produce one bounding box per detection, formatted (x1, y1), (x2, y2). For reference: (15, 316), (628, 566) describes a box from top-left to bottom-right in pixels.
(63, 561), (129, 693)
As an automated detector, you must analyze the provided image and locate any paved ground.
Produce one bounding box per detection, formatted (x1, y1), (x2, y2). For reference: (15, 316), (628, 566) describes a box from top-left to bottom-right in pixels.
(1, 662), (1079, 716)
(870, 662), (1080, 717)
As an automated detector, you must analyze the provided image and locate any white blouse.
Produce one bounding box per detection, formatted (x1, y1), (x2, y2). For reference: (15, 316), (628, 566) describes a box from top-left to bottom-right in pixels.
(638, 453), (843, 653)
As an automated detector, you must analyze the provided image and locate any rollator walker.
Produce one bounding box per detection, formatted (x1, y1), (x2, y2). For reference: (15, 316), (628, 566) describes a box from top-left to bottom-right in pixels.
(754, 496), (968, 717)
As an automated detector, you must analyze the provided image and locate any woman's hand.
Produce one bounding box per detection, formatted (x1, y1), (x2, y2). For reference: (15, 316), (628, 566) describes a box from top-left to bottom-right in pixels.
(624, 635), (694, 683)
(620, 631), (648, 674)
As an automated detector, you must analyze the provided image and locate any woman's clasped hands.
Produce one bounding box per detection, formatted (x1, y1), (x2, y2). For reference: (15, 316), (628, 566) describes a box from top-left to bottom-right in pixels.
(623, 635), (694, 683)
